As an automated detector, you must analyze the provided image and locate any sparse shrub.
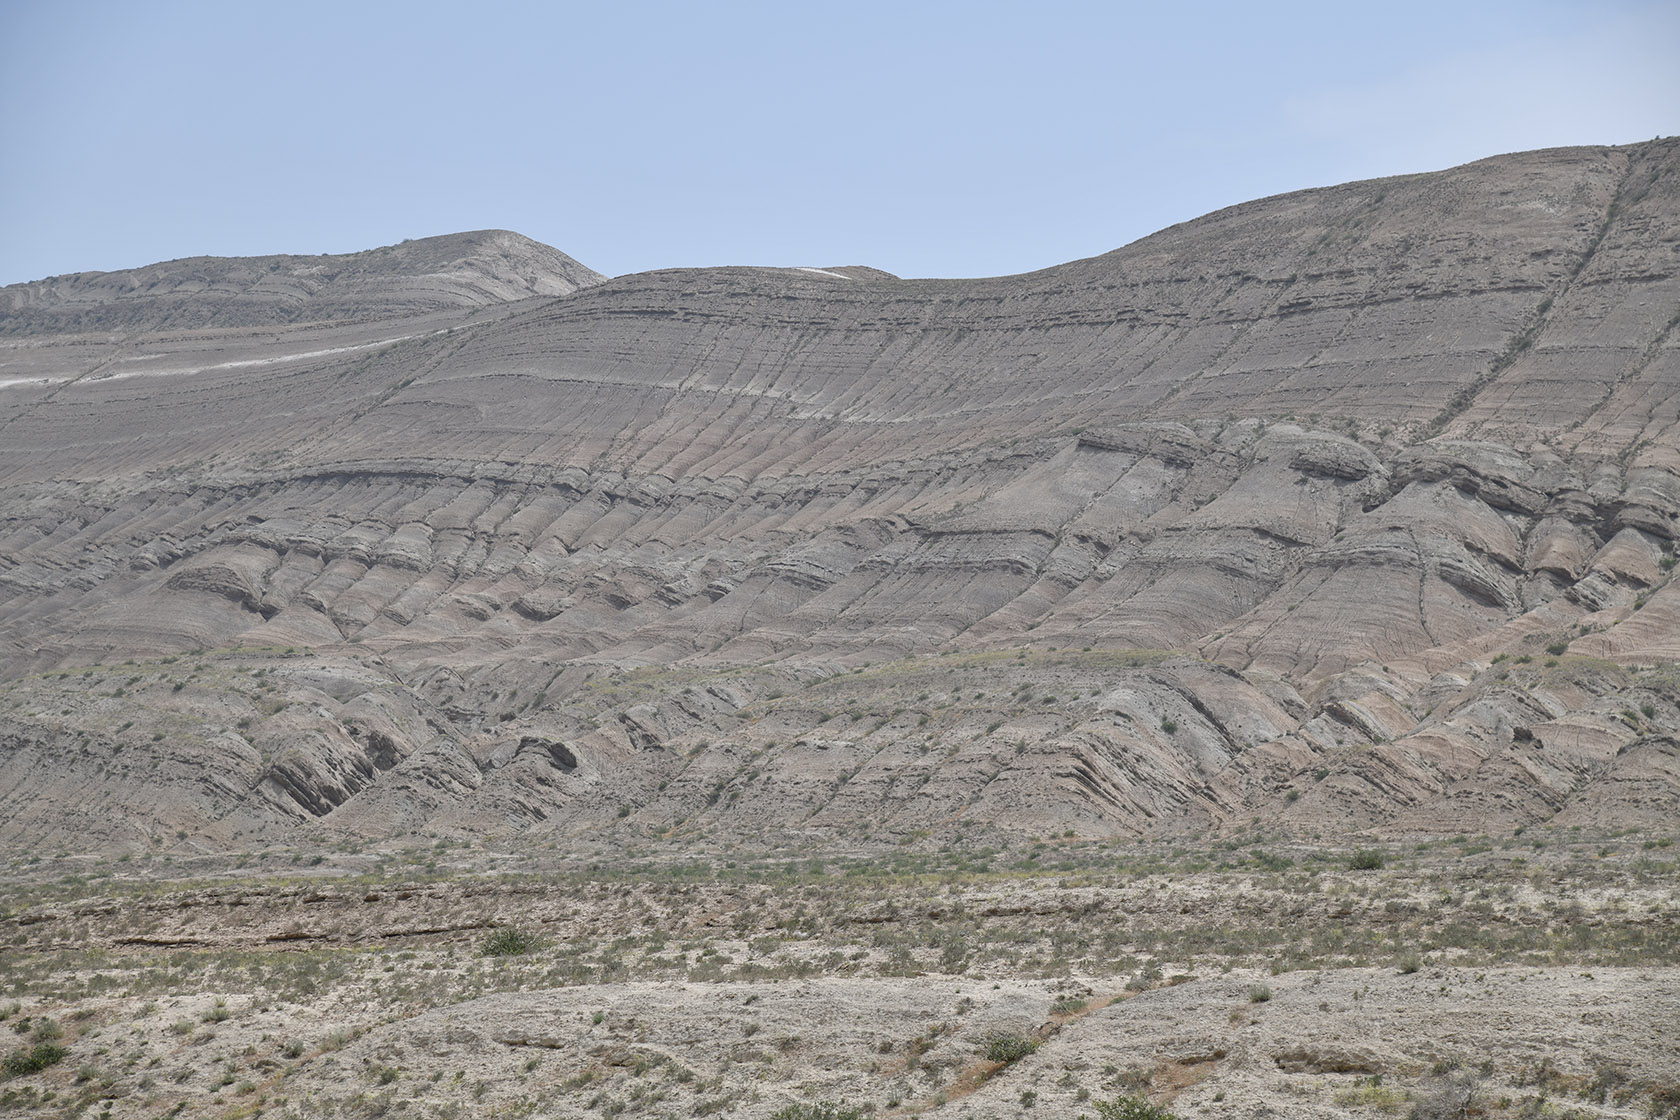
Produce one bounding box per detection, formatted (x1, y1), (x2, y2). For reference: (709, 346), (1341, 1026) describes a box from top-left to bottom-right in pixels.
(1126, 961), (1164, 992)
(481, 926), (541, 957)
(1248, 983), (1272, 1003)
(981, 1032), (1038, 1064)
(1408, 1069), (1479, 1119)
(1396, 948), (1424, 975)
(1583, 1064), (1627, 1104)
(2, 1042), (67, 1078)
(1159, 719), (1178, 734)
(770, 1104), (864, 1120)
(1335, 1079), (1407, 1112)
(1546, 642), (1569, 656)
(1093, 1096), (1178, 1120)
(1350, 849), (1386, 871)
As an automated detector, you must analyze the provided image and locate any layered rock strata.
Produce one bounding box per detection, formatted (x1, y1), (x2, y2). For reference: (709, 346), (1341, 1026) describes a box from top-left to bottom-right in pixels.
(1, 143), (1678, 850)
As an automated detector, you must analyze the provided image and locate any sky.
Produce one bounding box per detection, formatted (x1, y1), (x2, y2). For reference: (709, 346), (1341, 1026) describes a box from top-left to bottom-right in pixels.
(1, 0), (1676, 286)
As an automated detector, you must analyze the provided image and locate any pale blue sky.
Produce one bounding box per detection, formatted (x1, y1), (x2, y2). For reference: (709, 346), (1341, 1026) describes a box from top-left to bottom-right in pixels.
(2, 0), (1676, 285)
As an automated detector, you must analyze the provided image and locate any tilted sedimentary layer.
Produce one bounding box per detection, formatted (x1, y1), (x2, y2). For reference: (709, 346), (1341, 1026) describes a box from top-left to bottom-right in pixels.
(1, 142), (1678, 851)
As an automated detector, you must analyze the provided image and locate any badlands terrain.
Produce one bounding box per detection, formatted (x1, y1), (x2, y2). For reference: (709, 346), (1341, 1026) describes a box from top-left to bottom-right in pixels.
(0, 140), (1677, 1118)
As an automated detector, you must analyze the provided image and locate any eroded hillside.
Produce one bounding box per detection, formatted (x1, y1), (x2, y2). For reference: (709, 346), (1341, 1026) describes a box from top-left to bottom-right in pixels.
(1, 142), (1678, 852)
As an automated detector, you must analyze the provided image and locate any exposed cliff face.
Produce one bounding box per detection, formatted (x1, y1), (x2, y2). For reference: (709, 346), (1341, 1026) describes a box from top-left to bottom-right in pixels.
(1, 141), (1677, 852)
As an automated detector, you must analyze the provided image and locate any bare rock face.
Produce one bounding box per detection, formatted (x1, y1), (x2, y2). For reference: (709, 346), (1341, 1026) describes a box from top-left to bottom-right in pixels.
(2, 140), (1679, 851)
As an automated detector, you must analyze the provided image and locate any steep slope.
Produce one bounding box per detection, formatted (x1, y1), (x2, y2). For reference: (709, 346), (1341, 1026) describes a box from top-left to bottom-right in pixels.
(1, 141), (1677, 853)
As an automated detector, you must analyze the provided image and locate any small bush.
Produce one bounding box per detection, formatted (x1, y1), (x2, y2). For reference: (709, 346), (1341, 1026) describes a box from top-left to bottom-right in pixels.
(1248, 984), (1272, 1003)
(2, 1042), (67, 1078)
(1409, 1070), (1479, 1119)
(1396, 948), (1424, 975)
(1093, 1096), (1178, 1120)
(1159, 719), (1178, 734)
(1349, 849), (1386, 871)
(770, 1104), (864, 1120)
(1545, 642), (1569, 656)
(481, 927), (542, 957)
(982, 1033), (1039, 1064)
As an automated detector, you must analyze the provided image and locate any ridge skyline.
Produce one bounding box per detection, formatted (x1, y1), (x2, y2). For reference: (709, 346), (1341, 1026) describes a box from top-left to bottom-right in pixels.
(2, 137), (1669, 291)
